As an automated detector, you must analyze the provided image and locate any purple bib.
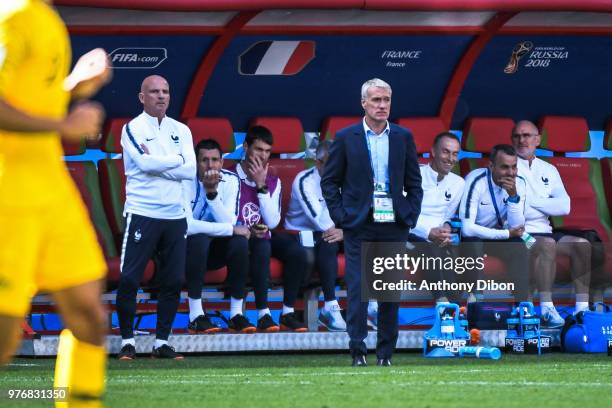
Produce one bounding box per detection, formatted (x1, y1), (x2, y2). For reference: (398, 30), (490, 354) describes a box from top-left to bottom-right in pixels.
(230, 164), (279, 239)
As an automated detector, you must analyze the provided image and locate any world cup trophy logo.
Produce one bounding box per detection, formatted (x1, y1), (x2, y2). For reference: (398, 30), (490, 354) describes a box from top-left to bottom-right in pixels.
(504, 41), (533, 74)
(242, 202), (261, 227)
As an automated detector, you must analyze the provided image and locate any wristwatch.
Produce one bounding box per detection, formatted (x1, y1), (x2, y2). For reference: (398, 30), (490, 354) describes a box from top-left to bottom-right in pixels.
(506, 195), (520, 203)
(257, 185), (269, 195)
(206, 191), (218, 200)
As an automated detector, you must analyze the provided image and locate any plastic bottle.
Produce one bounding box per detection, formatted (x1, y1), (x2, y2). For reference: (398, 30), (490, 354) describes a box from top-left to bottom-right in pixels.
(458, 346), (501, 360)
(449, 217), (461, 246)
(440, 313), (455, 339)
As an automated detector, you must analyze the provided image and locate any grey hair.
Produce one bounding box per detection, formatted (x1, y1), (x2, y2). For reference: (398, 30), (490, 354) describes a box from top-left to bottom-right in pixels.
(315, 140), (333, 161)
(361, 78), (392, 100)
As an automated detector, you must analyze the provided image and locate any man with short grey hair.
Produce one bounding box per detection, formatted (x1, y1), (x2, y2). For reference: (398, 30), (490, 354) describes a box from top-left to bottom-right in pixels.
(511, 120), (590, 326)
(322, 78), (422, 366)
(285, 140), (346, 331)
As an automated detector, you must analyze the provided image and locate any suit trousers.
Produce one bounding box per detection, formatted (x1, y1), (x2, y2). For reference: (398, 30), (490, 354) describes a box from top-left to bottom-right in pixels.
(344, 218), (410, 359)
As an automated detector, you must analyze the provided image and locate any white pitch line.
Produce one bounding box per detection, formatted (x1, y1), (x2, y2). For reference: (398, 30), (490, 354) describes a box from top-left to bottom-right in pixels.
(108, 370), (420, 380)
(106, 365), (611, 381)
(106, 377), (612, 388)
(108, 378), (313, 386)
(390, 380), (612, 388)
(105, 372), (612, 389)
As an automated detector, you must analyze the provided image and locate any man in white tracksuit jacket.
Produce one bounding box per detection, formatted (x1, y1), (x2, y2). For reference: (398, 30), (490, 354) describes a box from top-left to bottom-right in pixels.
(116, 75), (195, 360)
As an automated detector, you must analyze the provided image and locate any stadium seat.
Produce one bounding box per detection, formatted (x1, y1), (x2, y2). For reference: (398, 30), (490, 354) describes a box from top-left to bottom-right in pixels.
(185, 117), (235, 153)
(461, 117), (515, 154)
(269, 158), (306, 230)
(602, 158), (612, 216)
(98, 158), (126, 250)
(545, 157), (611, 241)
(101, 118), (130, 153)
(458, 157), (488, 177)
(319, 116), (361, 141)
(65, 161), (117, 258)
(249, 116), (304, 153)
(539, 116), (591, 152)
(396, 117), (448, 155)
(538, 116), (611, 285)
(536, 117), (604, 233)
(205, 267), (228, 284)
(61, 139), (86, 156)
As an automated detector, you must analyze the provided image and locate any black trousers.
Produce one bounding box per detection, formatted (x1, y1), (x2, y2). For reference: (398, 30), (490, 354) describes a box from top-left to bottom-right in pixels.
(344, 219), (411, 360)
(116, 214), (186, 340)
(462, 236), (530, 302)
(185, 234), (248, 300)
(313, 232), (340, 302)
(249, 233), (307, 310)
(407, 233), (463, 303)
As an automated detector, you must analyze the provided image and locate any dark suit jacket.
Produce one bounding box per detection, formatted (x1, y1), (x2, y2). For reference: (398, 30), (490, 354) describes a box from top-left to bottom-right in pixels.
(321, 122), (423, 230)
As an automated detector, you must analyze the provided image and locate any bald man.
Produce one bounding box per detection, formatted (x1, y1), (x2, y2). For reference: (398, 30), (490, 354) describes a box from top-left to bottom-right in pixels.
(116, 75), (196, 359)
(511, 120), (590, 327)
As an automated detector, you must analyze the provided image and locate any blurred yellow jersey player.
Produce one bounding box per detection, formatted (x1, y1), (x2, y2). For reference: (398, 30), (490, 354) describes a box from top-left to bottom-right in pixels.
(0, 1), (111, 407)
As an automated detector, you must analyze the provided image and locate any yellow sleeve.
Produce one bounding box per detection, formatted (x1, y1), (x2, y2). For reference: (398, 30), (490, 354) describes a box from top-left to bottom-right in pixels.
(0, 10), (29, 98)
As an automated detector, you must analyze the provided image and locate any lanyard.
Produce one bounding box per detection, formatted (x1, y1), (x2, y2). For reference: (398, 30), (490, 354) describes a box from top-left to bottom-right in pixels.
(193, 180), (208, 220)
(364, 132), (376, 182)
(364, 128), (388, 187)
(486, 169), (504, 228)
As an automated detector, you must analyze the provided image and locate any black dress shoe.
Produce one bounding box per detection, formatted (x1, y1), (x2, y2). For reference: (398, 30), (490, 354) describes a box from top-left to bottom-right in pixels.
(351, 355), (367, 367)
(376, 358), (392, 366)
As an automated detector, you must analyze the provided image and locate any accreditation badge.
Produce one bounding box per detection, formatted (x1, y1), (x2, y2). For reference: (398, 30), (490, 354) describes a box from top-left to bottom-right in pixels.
(372, 183), (395, 223)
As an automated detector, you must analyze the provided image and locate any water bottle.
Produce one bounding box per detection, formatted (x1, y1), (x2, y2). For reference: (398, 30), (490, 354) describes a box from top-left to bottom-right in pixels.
(507, 308), (520, 337)
(521, 231), (536, 249)
(449, 217), (461, 246)
(458, 346), (502, 360)
(440, 313), (455, 339)
(519, 303), (539, 338)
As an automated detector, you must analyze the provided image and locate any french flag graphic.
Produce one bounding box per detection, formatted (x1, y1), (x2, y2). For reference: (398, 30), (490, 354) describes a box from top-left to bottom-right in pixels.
(239, 41), (315, 76)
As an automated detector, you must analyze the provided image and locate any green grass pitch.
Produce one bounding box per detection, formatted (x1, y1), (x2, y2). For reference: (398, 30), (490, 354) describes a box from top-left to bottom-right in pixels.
(1, 353), (611, 407)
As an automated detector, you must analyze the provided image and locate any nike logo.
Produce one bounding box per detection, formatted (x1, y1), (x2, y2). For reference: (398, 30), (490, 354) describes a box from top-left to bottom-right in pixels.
(145, 138), (155, 141)
(480, 201), (489, 206)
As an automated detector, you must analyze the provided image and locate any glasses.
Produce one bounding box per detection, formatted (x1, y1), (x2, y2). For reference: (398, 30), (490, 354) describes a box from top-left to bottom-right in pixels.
(511, 132), (538, 138)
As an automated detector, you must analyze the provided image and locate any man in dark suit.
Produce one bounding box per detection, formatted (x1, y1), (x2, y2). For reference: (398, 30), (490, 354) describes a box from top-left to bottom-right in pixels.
(321, 78), (423, 366)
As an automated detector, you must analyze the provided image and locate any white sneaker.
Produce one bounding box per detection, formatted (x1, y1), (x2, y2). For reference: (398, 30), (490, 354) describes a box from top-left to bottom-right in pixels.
(541, 306), (565, 328)
(319, 304), (347, 331)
